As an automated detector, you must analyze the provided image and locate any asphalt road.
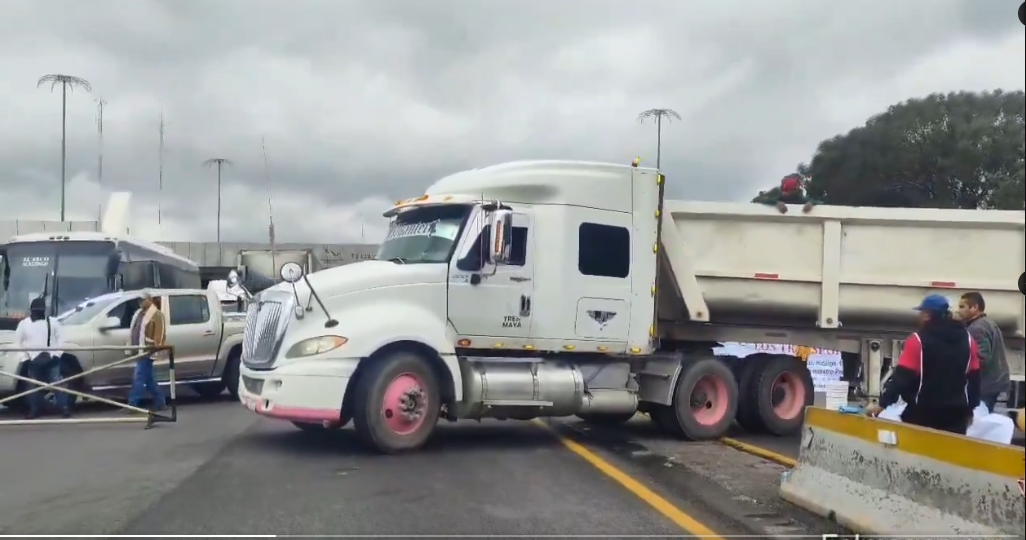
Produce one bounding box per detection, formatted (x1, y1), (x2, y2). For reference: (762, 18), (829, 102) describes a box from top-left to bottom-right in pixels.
(0, 398), (825, 536)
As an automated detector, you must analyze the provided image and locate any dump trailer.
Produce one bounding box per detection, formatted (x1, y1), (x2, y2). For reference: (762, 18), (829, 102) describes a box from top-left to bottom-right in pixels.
(235, 160), (1025, 453)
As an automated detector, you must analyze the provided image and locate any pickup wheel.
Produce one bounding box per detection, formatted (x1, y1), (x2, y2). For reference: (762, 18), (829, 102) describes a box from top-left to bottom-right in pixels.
(193, 382), (226, 399)
(659, 357), (738, 440)
(223, 348), (242, 399)
(351, 351), (441, 453)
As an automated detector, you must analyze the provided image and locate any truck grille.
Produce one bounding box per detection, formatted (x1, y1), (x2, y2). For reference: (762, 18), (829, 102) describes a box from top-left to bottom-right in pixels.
(242, 293), (291, 368)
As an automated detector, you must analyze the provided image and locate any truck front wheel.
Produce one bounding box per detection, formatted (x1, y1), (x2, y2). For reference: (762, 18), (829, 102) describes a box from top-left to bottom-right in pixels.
(351, 351), (441, 453)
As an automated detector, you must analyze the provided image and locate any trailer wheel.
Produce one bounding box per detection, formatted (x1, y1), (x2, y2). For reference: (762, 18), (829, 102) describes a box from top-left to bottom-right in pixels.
(735, 354), (774, 433)
(659, 358), (738, 440)
(739, 355), (813, 436)
(352, 351), (441, 453)
(576, 412), (637, 426)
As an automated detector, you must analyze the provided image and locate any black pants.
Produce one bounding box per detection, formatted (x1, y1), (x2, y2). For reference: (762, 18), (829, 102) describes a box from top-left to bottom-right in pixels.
(902, 407), (970, 435)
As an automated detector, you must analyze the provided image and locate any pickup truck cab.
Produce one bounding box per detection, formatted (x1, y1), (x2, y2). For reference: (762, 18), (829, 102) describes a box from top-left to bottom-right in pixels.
(0, 288), (246, 409)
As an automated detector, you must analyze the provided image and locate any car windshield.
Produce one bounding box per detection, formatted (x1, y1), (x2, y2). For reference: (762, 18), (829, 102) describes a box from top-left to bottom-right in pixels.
(375, 205), (470, 264)
(58, 294), (122, 325)
(1, 240), (115, 319)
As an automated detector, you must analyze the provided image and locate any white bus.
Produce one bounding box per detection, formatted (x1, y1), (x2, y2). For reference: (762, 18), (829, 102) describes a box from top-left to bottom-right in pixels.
(0, 231), (200, 329)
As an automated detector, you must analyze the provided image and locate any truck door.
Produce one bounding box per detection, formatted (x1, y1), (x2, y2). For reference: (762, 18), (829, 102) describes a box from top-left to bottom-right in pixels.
(164, 293), (221, 380)
(91, 295), (142, 387)
(447, 210), (534, 342)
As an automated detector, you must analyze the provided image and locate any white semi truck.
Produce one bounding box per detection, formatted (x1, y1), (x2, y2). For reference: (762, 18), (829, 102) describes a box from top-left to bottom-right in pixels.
(236, 160), (1025, 453)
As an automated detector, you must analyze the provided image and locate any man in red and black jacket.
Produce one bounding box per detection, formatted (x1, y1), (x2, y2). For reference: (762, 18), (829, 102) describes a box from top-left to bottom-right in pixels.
(867, 294), (981, 434)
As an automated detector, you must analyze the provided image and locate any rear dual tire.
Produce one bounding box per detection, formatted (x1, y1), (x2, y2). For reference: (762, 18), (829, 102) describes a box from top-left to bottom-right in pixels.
(735, 354), (813, 436)
(652, 357), (738, 440)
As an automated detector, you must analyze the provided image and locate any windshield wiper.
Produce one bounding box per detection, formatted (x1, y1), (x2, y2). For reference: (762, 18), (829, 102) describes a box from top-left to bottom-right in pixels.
(387, 257), (408, 264)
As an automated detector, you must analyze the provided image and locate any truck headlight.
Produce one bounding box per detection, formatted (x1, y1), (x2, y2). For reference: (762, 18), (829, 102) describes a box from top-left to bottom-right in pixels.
(284, 335), (348, 358)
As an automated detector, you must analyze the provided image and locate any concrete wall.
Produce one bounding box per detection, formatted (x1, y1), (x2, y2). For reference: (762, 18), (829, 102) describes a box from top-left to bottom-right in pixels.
(1, 220), (100, 241)
(156, 242), (378, 268)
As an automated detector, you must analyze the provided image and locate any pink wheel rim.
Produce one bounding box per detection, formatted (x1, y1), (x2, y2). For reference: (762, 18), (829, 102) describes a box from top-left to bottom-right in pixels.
(381, 373), (427, 435)
(691, 375), (729, 426)
(771, 372), (805, 420)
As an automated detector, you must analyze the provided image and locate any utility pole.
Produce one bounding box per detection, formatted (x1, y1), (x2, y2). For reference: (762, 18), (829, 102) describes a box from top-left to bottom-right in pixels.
(261, 137), (275, 274)
(158, 105), (165, 229)
(95, 98), (106, 219)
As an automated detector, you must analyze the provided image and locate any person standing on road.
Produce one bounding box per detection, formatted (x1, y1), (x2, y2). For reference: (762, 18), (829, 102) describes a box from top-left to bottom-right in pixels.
(127, 293), (167, 412)
(958, 292), (1010, 413)
(15, 297), (70, 419)
(866, 294), (981, 434)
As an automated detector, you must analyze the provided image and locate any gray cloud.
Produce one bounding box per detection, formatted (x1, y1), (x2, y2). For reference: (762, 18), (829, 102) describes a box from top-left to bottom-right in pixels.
(1, 0), (1022, 242)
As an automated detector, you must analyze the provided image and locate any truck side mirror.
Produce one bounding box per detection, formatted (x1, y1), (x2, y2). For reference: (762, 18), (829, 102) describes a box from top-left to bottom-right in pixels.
(488, 210), (513, 265)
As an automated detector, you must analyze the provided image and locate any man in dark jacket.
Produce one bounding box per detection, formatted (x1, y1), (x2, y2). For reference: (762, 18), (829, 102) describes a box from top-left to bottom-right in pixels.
(866, 294), (981, 434)
(753, 174), (819, 213)
(958, 292), (1010, 412)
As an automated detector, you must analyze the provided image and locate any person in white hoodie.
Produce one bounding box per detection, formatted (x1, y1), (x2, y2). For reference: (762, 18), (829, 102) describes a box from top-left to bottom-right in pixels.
(14, 297), (69, 418)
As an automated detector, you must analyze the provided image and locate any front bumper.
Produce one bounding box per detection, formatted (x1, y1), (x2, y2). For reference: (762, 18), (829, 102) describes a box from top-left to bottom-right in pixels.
(238, 357), (360, 424)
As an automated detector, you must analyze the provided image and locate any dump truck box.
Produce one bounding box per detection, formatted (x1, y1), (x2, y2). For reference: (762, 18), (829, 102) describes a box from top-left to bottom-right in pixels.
(657, 201), (1024, 377)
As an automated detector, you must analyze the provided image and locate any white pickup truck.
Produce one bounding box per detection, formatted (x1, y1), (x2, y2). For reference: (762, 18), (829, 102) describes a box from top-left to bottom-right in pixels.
(236, 160), (1025, 453)
(1, 289), (246, 409)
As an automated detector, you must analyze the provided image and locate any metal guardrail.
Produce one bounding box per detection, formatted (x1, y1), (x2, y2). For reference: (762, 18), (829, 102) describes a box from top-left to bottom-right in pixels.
(0, 345), (177, 428)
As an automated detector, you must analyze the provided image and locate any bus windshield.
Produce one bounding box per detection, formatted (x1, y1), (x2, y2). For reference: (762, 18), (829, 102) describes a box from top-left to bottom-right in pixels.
(0, 241), (116, 322)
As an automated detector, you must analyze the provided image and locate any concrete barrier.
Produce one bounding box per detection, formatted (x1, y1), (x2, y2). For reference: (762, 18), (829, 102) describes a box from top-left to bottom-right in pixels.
(780, 407), (1024, 536)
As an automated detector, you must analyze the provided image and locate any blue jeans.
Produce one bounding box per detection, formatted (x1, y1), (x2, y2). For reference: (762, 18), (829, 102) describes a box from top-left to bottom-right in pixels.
(28, 362), (68, 416)
(128, 357), (166, 408)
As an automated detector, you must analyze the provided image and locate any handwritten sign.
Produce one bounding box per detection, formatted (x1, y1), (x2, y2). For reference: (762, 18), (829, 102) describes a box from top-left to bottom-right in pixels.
(385, 220), (438, 240)
(715, 342), (843, 391)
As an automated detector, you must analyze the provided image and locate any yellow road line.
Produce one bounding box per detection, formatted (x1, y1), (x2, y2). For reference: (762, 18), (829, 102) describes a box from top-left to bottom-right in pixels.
(718, 437), (797, 467)
(535, 420), (724, 539)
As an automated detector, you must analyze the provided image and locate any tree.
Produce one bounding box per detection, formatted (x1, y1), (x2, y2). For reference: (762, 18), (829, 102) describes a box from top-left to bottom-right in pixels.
(203, 158), (233, 242)
(637, 109), (680, 169)
(752, 91), (1024, 209)
(38, 74), (92, 221)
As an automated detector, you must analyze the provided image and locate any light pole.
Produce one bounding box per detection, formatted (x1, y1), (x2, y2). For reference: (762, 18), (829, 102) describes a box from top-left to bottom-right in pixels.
(38, 74), (92, 220)
(202, 158), (232, 242)
(637, 108), (680, 169)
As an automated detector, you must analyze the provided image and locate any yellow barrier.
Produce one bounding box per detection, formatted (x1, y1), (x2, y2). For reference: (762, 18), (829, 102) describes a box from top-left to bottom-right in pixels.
(780, 407), (1024, 536)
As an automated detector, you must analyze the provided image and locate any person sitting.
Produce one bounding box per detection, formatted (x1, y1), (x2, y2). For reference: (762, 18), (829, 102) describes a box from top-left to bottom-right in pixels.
(15, 297), (70, 418)
(753, 174), (818, 213)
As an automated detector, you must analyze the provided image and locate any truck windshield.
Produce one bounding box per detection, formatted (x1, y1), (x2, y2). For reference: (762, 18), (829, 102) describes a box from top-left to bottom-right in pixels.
(375, 205), (469, 264)
(0, 241), (116, 322)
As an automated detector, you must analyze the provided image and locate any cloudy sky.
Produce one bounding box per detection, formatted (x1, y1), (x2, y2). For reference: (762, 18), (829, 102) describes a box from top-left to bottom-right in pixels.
(0, 0), (1022, 243)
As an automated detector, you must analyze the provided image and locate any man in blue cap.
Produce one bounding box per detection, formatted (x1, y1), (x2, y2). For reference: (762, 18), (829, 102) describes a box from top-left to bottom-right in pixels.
(866, 294), (981, 434)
